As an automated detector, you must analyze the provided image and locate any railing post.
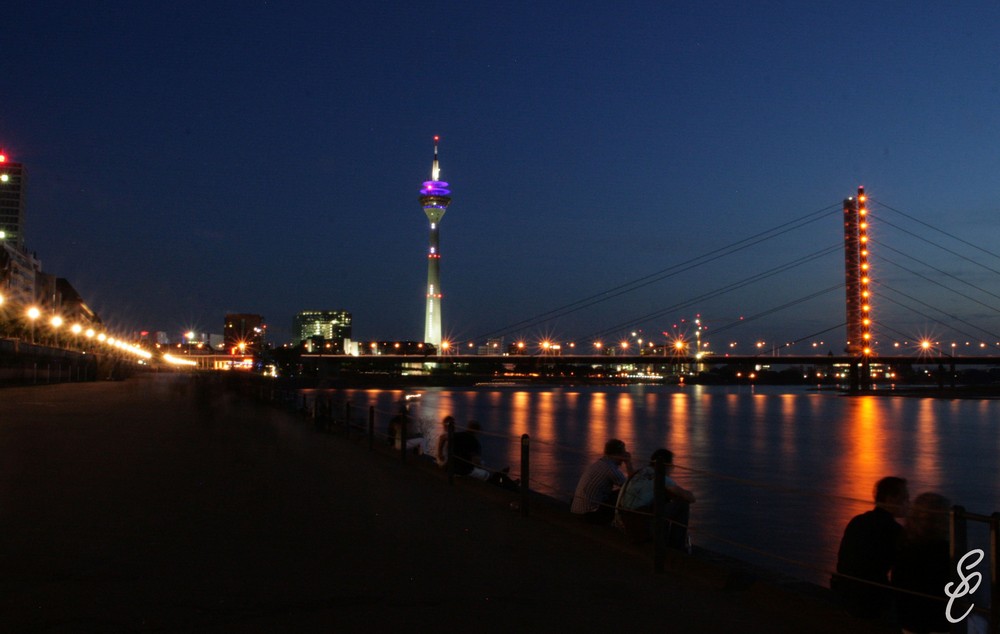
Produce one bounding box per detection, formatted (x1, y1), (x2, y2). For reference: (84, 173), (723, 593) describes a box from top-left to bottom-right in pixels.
(653, 455), (666, 573)
(400, 413), (408, 463)
(991, 513), (999, 634)
(520, 434), (530, 517)
(368, 406), (375, 451)
(446, 419), (455, 484)
(950, 505), (970, 634)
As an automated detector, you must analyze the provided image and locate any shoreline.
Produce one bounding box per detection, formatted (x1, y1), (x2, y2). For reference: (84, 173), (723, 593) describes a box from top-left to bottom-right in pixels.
(0, 373), (899, 632)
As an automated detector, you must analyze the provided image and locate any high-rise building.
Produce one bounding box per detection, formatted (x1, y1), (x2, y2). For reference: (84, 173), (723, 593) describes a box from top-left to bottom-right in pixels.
(0, 152), (26, 248)
(419, 137), (452, 351)
(0, 240), (39, 306)
(293, 310), (352, 347)
(224, 313), (266, 354)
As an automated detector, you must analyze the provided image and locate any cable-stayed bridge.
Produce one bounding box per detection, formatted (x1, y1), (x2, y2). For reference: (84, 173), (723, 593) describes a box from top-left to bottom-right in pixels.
(301, 185), (1000, 389)
(463, 187), (1000, 357)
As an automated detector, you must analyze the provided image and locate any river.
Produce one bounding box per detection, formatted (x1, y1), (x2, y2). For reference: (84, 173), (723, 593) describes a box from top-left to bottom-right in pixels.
(309, 383), (999, 588)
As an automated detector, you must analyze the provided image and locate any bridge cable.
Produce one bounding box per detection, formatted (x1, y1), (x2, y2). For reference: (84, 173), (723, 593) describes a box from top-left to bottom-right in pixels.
(473, 202), (843, 340)
(875, 284), (1000, 342)
(874, 248), (1000, 317)
(872, 239), (1000, 308)
(873, 198), (1000, 263)
(760, 321), (847, 354)
(868, 295), (985, 348)
(872, 211), (1000, 278)
(584, 246), (842, 341)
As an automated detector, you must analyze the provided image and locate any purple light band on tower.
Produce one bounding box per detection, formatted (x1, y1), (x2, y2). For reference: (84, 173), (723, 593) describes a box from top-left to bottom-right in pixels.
(421, 180), (451, 196)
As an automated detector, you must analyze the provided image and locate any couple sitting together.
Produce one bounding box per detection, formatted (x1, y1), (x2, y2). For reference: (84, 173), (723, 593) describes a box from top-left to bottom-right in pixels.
(571, 439), (695, 549)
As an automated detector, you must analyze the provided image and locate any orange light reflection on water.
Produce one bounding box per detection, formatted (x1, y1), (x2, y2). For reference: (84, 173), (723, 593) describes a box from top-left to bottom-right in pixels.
(613, 393), (636, 448)
(838, 396), (889, 505)
(779, 394), (798, 459)
(667, 393), (690, 463)
(588, 392), (608, 455)
(535, 390), (556, 441)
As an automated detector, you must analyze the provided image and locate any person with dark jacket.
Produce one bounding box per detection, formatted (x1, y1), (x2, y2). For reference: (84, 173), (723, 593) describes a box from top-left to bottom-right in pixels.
(892, 492), (952, 634)
(832, 476), (910, 619)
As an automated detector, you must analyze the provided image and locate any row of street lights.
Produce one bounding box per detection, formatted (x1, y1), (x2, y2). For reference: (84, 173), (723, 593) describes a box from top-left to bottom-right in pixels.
(0, 294), (151, 360)
(432, 334), (999, 357)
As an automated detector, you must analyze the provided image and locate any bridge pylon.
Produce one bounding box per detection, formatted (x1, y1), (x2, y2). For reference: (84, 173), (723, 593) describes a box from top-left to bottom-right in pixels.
(843, 185), (873, 389)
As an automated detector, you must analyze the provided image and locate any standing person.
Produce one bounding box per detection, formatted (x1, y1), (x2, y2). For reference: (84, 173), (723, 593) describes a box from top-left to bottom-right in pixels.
(891, 492), (952, 634)
(615, 448), (695, 548)
(831, 476), (910, 619)
(571, 439), (634, 525)
(434, 415), (456, 467)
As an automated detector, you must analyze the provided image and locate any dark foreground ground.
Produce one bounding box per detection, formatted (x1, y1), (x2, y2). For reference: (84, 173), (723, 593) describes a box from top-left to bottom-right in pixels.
(0, 373), (895, 633)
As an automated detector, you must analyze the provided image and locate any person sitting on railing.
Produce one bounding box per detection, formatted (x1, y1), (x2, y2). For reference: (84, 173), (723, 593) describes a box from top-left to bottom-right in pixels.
(615, 448), (695, 549)
(831, 476), (910, 620)
(570, 439), (635, 525)
(891, 491), (951, 634)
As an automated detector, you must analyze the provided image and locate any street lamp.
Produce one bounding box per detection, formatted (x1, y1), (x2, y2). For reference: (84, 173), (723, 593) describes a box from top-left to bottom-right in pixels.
(49, 315), (63, 348)
(26, 306), (40, 343)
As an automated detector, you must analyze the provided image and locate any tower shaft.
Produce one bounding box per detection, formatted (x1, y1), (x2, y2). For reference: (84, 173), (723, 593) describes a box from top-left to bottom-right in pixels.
(419, 138), (451, 352)
(424, 217), (443, 347)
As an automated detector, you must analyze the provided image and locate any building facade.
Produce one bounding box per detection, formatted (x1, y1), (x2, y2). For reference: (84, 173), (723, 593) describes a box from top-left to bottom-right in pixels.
(293, 310), (352, 351)
(1, 241), (39, 307)
(0, 154), (26, 248)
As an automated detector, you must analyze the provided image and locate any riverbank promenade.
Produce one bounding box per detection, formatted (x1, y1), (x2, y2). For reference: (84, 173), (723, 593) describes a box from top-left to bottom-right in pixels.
(0, 373), (895, 632)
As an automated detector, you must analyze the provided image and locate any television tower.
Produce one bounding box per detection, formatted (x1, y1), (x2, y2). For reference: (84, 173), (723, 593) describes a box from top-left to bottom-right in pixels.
(419, 136), (452, 351)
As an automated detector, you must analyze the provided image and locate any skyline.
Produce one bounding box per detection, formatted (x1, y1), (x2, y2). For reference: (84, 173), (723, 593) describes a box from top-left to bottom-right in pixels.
(4, 2), (1000, 349)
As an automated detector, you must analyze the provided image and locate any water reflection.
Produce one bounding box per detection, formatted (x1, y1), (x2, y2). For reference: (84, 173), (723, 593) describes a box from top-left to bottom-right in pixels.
(321, 385), (997, 586)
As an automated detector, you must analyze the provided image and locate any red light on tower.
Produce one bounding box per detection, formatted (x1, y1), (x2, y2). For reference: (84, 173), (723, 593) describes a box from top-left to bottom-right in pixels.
(0, 154), (6, 162)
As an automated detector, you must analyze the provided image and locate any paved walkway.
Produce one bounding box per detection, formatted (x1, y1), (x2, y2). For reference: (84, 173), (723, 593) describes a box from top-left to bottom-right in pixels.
(0, 373), (895, 632)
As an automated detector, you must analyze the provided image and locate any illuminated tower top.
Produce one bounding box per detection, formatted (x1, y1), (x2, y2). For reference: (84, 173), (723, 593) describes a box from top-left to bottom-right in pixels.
(419, 136), (452, 221)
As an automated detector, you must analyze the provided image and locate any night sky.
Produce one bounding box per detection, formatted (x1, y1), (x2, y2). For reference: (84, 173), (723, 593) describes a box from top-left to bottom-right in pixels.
(4, 2), (1000, 351)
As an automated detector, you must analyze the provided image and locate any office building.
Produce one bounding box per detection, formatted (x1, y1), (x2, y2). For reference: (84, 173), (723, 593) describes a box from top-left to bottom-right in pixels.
(0, 152), (26, 248)
(293, 310), (352, 351)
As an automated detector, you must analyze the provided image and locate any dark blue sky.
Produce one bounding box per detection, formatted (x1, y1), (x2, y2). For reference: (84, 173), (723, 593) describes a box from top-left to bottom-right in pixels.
(4, 2), (1000, 350)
